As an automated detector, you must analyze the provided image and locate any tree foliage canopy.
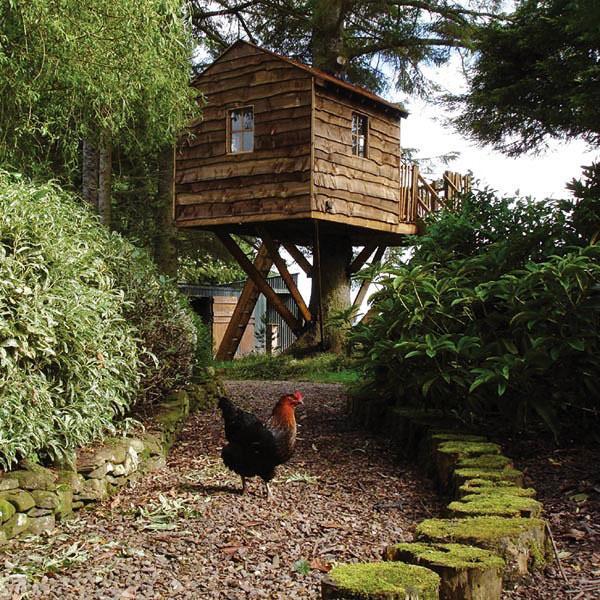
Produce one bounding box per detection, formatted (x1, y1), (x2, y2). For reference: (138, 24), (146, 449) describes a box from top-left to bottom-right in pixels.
(190, 0), (504, 92)
(0, 0), (199, 177)
(449, 0), (600, 155)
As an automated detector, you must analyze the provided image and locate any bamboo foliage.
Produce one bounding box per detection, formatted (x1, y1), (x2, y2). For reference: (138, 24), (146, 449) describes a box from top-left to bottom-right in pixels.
(0, 172), (204, 468)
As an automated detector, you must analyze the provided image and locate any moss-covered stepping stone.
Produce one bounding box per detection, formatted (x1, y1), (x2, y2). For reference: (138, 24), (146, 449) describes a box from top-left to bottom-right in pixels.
(453, 467), (524, 490)
(418, 433), (488, 472)
(416, 517), (548, 580)
(457, 455), (512, 470)
(433, 441), (502, 490)
(321, 561), (440, 599)
(458, 479), (536, 499)
(385, 542), (504, 600)
(447, 494), (543, 518)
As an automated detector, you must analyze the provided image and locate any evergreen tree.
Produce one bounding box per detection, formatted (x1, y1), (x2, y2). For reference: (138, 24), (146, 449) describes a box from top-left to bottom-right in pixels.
(448, 0), (600, 155)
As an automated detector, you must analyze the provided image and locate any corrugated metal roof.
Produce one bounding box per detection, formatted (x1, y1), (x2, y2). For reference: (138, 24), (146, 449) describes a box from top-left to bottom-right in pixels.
(194, 39), (408, 119)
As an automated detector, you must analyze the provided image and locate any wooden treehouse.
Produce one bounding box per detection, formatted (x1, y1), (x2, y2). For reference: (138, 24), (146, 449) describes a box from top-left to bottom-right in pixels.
(174, 40), (470, 359)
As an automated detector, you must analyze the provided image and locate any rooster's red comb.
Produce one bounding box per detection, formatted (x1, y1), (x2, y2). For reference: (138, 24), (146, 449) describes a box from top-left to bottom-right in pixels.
(293, 390), (303, 401)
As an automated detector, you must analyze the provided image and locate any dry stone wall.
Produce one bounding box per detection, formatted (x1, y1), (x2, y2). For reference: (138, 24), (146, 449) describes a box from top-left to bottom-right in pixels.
(0, 372), (222, 545)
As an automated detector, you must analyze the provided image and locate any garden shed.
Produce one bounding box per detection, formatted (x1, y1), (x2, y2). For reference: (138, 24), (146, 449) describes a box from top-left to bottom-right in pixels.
(180, 274), (299, 357)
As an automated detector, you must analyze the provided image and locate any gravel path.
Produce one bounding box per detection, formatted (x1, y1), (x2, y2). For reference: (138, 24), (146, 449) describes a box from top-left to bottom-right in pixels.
(0, 381), (440, 599)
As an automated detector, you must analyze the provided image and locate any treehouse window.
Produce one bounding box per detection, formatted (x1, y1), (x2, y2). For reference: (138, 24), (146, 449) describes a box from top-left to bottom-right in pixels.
(229, 107), (254, 153)
(351, 112), (368, 158)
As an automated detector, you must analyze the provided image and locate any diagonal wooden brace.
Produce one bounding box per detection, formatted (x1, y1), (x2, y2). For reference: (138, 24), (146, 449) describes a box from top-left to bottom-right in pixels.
(217, 233), (303, 335)
(215, 243), (273, 361)
(258, 228), (312, 323)
(349, 243), (378, 274)
(282, 242), (313, 277)
(352, 245), (386, 311)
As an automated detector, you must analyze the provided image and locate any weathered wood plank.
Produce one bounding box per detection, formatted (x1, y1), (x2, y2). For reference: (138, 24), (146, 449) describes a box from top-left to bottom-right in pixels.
(258, 227), (312, 323)
(349, 244), (378, 274)
(313, 171), (399, 202)
(177, 182), (310, 205)
(314, 193), (399, 224)
(178, 143), (310, 169)
(215, 244), (273, 361)
(177, 156), (311, 184)
(352, 246), (386, 309)
(282, 242), (313, 277)
(176, 195), (311, 222)
(217, 233), (303, 334)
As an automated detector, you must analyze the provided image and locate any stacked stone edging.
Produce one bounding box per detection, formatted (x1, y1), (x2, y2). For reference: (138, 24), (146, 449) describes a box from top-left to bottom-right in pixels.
(0, 371), (223, 545)
(318, 397), (550, 600)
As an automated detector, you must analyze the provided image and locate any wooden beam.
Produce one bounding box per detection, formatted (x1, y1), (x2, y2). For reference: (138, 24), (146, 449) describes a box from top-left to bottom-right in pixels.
(282, 242), (313, 277)
(258, 228), (312, 323)
(217, 233), (303, 335)
(352, 246), (386, 310)
(418, 173), (448, 211)
(349, 243), (378, 274)
(215, 243), (272, 361)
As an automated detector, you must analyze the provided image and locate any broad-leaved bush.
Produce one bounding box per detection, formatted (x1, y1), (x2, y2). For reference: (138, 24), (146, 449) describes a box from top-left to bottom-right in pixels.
(352, 186), (600, 436)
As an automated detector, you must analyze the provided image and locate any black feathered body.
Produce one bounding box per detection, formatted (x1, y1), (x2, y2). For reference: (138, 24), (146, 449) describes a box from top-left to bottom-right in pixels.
(218, 397), (297, 483)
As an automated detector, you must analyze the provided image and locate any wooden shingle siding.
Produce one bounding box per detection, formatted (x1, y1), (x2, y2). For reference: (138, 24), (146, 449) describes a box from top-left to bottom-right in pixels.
(176, 42), (312, 224)
(312, 86), (401, 225)
(173, 40), (416, 239)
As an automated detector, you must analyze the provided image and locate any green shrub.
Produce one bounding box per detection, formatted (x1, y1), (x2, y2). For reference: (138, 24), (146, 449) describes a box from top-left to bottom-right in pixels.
(352, 188), (600, 436)
(0, 173), (139, 467)
(0, 172), (201, 468)
(104, 242), (200, 405)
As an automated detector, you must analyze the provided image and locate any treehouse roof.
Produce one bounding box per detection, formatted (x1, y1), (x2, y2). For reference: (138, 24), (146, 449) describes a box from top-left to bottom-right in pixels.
(194, 40), (409, 120)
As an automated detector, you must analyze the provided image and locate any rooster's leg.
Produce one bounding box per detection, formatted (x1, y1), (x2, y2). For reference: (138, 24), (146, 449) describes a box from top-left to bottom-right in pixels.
(264, 481), (273, 500)
(241, 476), (247, 495)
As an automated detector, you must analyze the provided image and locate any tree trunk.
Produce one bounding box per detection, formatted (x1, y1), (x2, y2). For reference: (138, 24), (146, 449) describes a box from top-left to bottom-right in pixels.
(319, 234), (352, 353)
(305, 1), (353, 355)
(97, 134), (112, 227)
(310, 0), (346, 76)
(155, 145), (178, 278)
(82, 139), (99, 211)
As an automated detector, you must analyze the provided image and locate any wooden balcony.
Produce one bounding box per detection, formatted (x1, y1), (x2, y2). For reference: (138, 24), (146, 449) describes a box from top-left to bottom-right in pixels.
(400, 160), (471, 223)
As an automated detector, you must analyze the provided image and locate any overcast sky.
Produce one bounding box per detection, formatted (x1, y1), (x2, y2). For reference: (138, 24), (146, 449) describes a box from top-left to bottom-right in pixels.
(397, 57), (598, 199)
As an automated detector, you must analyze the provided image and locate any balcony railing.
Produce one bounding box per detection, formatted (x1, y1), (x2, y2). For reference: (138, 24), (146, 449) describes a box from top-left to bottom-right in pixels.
(400, 160), (471, 223)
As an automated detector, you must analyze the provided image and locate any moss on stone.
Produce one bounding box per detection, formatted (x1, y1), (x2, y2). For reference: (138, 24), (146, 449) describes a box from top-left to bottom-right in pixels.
(459, 479), (535, 498)
(457, 455), (512, 470)
(448, 494), (542, 518)
(437, 441), (501, 457)
(416, 516), (545, 545)
(0, 490), (35, 512)
(430, 432), (487, 443)
(0, 498), (16, 523)
(8, 469), (57, 491)
(326, 562), (440, 599)
(454, 467), (524, 486)
(386, 542), (505, 571)
(1, 513), (29, 539)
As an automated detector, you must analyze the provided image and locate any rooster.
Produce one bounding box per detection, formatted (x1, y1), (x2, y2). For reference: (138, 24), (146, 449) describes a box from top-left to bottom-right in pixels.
(218, 391), (303, 499)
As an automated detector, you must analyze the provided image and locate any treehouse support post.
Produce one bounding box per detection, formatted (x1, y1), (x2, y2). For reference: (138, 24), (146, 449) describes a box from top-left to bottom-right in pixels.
(215, 243), (273, 361)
